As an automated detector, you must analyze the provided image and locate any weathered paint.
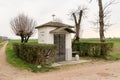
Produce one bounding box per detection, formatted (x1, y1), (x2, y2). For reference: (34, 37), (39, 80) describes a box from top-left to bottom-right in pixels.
(38, 27), (55, 44)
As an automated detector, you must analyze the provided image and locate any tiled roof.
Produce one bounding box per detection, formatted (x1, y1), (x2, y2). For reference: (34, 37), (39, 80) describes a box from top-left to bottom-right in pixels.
(36, 21), (74, 29)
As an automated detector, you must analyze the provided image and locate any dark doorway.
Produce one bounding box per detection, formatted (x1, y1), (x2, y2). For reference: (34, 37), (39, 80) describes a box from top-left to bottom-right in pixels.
(54, 34), (65, 61)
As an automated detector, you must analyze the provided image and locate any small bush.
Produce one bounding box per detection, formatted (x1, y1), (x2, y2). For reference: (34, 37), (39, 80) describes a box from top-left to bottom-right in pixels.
(13, 43), (57, 67)
(72, 42), (113, 57)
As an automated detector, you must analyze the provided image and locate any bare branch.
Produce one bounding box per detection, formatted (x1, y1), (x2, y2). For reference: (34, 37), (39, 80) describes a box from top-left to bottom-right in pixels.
(10, 13), (37, 43)
(72, 13), (78, 25)
(69, 6), (87, 41)
(89, 0), (117, 42)
(104, 0), (117, 11)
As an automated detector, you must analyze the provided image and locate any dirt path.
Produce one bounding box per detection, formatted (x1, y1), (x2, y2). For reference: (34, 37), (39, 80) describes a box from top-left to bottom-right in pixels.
(0, 41), (120, 80)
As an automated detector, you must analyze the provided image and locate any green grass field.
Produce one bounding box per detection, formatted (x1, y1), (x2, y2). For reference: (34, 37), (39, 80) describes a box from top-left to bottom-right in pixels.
(5, 38), (120, 72)
(80, 38), (120, 43)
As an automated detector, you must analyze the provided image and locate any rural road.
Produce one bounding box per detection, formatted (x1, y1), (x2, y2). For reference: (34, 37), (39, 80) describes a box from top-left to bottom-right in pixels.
(0, 41), (120, 80)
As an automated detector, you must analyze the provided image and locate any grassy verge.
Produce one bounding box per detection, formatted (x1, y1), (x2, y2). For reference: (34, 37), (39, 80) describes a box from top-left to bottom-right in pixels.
(0, 41), (3, 48)
(6, 39), (57, 72)
(0, 43), (2, 48)
(106, 55), (120, 60)
(106, 38), (120, 60)
(106, 43), (120, 60)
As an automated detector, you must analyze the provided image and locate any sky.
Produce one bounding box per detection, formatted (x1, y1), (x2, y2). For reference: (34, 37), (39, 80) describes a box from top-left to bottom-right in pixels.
(0, 0), (120, 39)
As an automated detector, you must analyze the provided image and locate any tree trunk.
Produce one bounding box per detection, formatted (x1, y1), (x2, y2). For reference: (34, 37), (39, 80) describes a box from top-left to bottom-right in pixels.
(73, 10), (83, 41)
(20, 33), (24, 43)
(21, 36), (24, 43)
(25, 36), (30, 43)
(98, 0), (105, 42)
(75, 24), (80, 41)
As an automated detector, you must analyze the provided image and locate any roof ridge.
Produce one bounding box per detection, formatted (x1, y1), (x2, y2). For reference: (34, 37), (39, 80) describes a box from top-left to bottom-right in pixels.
(36, 21), (74, 29)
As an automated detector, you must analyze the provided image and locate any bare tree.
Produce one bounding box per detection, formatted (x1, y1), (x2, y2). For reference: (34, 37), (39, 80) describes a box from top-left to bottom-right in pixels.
(89, 0), (116, 42)
(70, 6), (87, 41)
(10, 14), (37, 43)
